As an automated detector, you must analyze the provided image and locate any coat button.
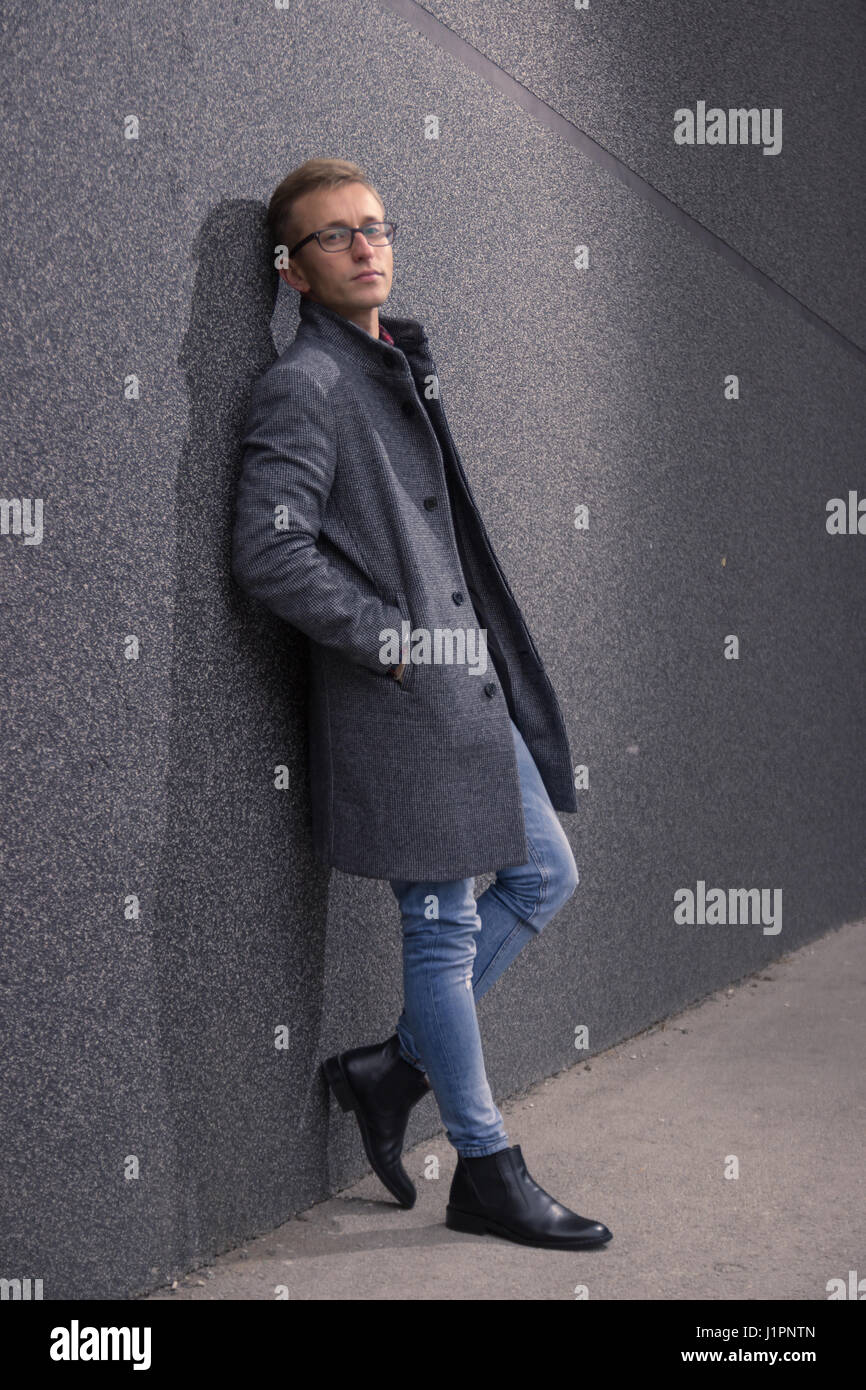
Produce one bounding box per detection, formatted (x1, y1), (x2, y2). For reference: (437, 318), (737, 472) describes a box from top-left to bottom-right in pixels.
(423, 496), (437, 509)
(382, 356), (397, 369)
(484, 682), (497, 697)
(452, 591), (464, 604)
(401, 400), (415, 417)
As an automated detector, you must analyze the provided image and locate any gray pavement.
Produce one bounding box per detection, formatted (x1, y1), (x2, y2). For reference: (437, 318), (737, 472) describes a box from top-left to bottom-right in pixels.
(142, 918), (865, 1300)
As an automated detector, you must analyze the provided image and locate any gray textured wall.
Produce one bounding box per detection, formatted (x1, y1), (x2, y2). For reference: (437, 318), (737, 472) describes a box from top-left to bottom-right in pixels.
(1, 0), (864, 1300)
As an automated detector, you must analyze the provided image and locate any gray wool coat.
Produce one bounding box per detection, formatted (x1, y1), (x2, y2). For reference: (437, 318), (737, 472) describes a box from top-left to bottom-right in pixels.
(231, 293), (577, 881)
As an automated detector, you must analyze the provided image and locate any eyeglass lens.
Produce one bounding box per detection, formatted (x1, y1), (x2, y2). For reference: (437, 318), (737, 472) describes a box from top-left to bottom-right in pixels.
(319, 223), (394, 250)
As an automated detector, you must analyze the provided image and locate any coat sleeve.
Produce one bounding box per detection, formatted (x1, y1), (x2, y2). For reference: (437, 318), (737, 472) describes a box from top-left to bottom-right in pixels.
(232, 362), (401, 673)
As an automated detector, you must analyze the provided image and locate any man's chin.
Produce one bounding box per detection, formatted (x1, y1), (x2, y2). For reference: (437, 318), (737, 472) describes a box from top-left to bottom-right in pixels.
(310, 284), (390, 316)
(348, 284), (389, 307)
(350, 277), (388, 295)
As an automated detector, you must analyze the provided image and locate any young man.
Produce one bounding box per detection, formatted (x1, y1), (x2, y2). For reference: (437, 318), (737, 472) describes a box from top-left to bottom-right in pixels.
(232, 158), (611, 1251)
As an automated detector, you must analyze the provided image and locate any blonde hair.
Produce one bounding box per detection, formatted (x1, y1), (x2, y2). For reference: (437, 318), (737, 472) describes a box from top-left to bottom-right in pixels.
(267, 157), (384, 255)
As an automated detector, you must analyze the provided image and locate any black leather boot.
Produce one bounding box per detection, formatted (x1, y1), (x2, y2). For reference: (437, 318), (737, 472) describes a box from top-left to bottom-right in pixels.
(322, 1033), (431, 1208)
(446, 1144), (612, 1249)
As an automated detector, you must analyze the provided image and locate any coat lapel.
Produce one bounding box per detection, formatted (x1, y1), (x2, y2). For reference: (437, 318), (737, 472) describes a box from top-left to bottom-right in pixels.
(296, 294), (434, 377)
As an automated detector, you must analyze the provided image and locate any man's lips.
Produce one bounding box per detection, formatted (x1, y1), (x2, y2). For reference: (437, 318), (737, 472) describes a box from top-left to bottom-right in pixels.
(353, 270), (382, 280)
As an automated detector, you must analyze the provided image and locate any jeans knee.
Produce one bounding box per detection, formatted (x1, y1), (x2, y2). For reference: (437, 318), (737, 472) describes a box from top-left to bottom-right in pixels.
(550, 852), (579, 911)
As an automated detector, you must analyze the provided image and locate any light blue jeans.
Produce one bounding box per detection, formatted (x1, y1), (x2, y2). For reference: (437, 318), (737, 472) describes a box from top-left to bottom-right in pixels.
(389, 717), (579, 1157)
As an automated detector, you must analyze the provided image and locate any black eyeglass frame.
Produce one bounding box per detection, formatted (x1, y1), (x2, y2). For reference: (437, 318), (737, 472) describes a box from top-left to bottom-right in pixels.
(287, 221), (398, 259)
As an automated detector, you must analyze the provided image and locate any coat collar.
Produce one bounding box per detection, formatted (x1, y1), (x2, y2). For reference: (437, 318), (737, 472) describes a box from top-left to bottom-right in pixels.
(296, 293), (434, 378)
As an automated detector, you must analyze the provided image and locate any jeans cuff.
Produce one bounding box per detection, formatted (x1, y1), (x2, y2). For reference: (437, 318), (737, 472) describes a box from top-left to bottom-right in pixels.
(397, 1044), (426, 1073)
(456, 1140), (511, 1158)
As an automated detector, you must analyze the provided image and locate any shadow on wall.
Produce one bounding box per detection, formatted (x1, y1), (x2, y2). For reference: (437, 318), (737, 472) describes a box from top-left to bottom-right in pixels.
(149, 200), (336, 1268)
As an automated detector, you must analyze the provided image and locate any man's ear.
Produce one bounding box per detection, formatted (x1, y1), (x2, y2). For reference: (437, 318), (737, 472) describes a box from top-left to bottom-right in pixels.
(278, 265), (307, 293)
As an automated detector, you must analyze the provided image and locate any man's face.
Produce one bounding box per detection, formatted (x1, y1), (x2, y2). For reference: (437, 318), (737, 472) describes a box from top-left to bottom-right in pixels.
(279, 183), (394, 322)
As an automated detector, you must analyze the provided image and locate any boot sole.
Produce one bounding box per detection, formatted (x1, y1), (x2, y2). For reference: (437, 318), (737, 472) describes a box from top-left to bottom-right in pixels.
(445, 1203), (612, 1249)
(322, 1053), (416, 1210)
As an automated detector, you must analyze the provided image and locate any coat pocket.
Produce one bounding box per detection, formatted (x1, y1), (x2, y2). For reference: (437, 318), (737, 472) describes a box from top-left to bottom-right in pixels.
(392, 588), (416, 690)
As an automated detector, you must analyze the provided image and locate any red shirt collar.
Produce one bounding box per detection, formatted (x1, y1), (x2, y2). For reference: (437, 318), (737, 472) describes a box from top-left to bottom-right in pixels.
(378, 324), (395, 345)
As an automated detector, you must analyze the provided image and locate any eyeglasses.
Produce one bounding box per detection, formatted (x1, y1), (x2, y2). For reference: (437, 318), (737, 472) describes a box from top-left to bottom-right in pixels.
(288, 221), (398, 259)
